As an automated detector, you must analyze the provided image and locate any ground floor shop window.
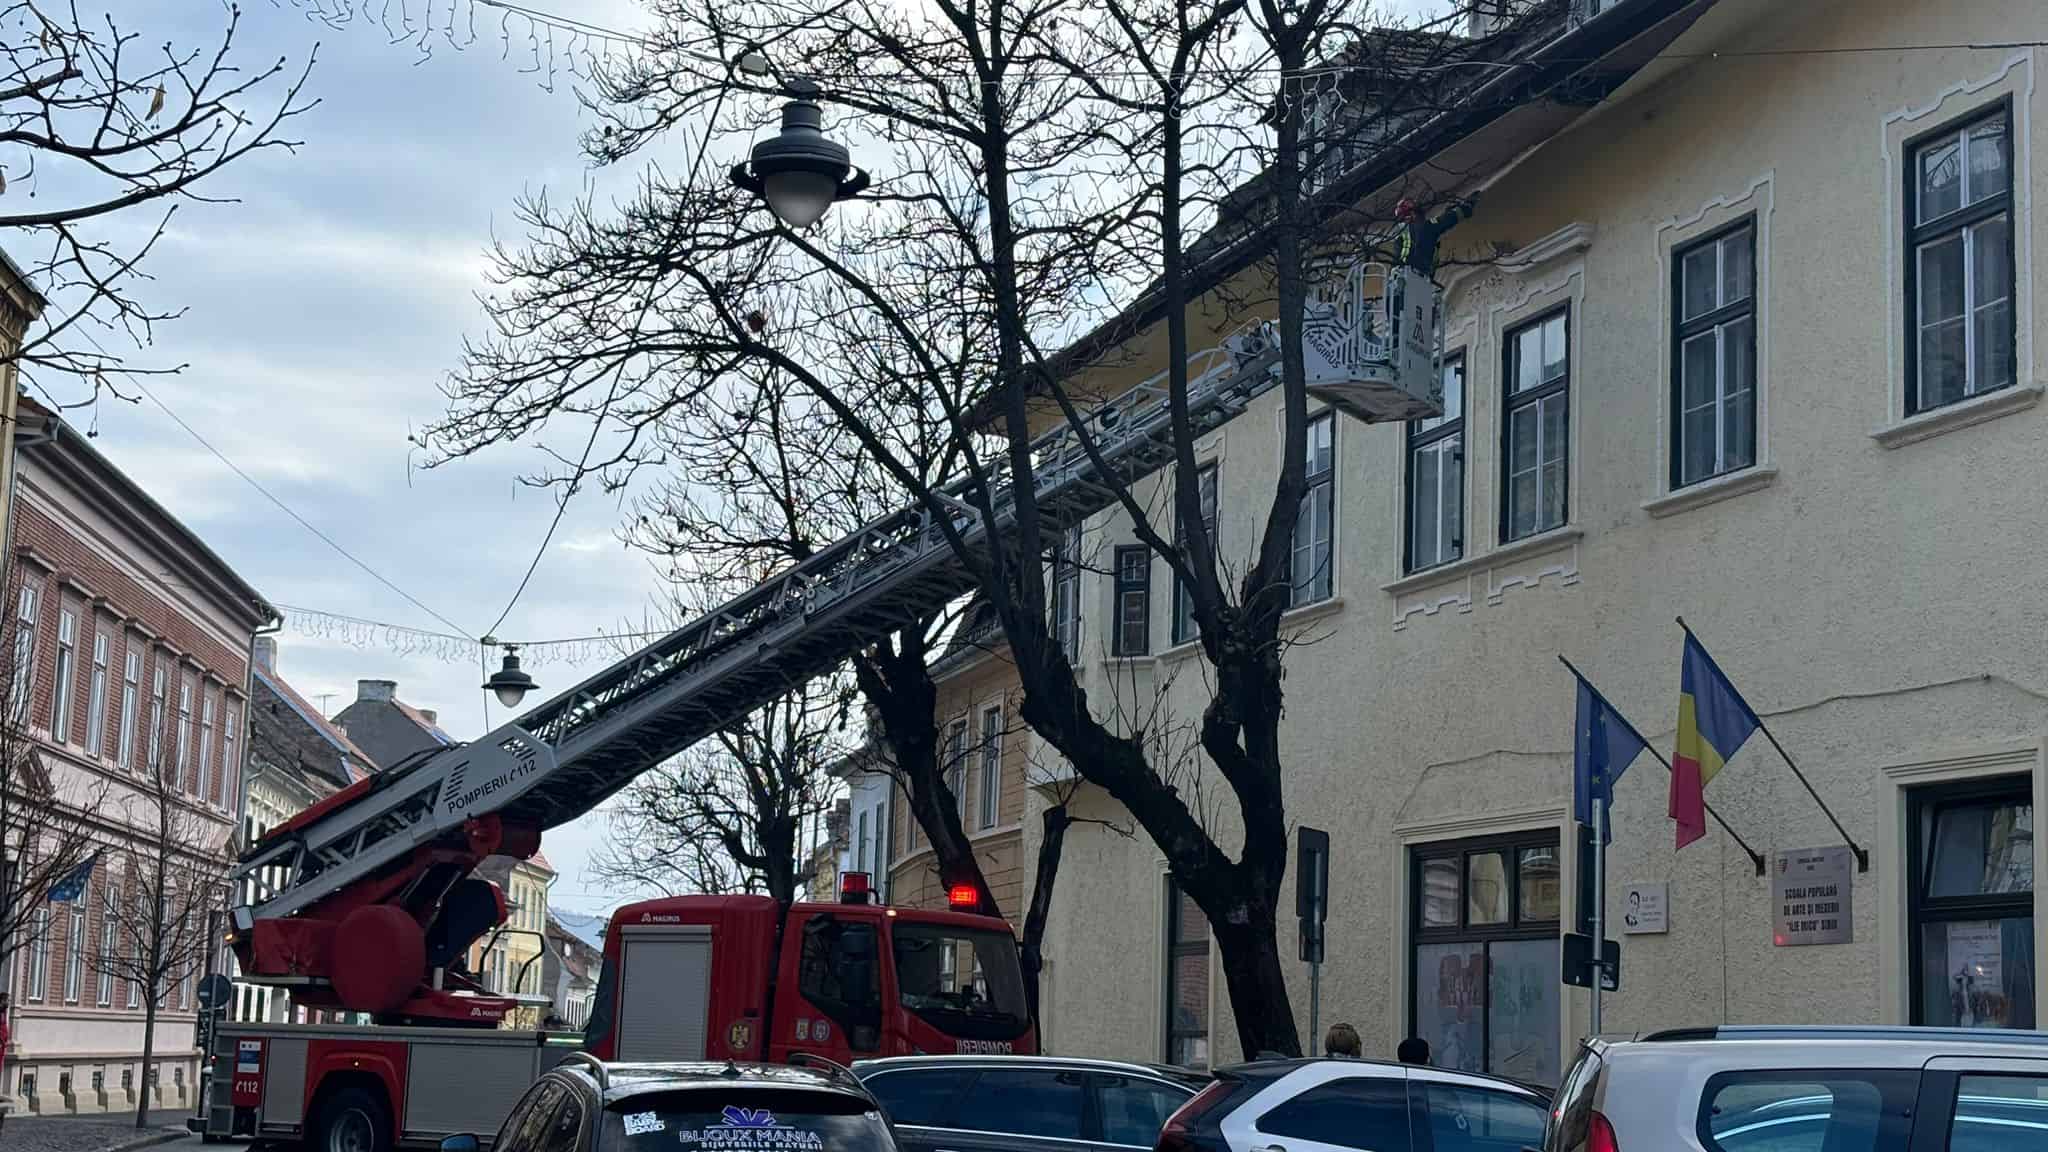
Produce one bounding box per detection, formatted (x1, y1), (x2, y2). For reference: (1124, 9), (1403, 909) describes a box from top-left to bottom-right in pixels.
(1410, 831), (1561, 1085)
(1164, 879), (1209, 1068)
(1910, 775), (2035, 1028)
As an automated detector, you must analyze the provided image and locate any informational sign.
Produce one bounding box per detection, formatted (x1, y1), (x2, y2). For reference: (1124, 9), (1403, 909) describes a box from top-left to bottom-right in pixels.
(1621, 883), (1668, 935)
(1297, 826), (1330, 964)
(1773, 846), (1854, 946)
(230, 1039), (264, 1107)
(1560, 933), (1619, 991)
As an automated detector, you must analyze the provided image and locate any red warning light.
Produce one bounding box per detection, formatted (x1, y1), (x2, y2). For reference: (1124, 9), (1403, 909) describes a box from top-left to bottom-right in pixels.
(947, 884), (979, 909)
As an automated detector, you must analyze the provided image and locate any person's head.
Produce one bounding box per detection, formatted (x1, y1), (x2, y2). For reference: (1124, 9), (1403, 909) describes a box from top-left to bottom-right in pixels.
(1397, 1036), (1431, 1065)
(1628, 891), (1641, 909)
(1323, 1022), (1361, 1058)
(1394, 197), (1418, 222)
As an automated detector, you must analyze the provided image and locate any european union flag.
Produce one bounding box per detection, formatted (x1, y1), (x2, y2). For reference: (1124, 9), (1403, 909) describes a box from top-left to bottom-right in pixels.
(47, 851), (99, 903)
(1574, 674), (1647, 844)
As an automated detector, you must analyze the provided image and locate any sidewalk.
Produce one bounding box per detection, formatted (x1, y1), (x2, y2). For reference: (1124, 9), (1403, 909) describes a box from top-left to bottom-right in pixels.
(0, 1110), (188, 1152)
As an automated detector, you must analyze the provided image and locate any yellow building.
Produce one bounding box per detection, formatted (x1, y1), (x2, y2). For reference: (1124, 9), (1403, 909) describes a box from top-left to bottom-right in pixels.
(468, 850), (557, 1029)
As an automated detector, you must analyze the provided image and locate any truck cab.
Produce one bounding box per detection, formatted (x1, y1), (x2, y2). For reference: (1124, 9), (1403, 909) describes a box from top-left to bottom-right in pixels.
(584, 882), (1037, 1065)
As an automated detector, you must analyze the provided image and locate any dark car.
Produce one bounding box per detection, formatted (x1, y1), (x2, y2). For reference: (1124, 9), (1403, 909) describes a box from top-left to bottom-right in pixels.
(1157, 1058), (1548, 1152)
(855, 1055), (1208, 1152)
(446, 1056), (903, 1152)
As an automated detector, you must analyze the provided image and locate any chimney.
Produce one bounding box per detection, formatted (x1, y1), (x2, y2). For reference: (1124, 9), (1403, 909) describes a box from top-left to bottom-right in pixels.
(418, 709), (438, 726)
(253, 636), (277, 672)
(356, 679), (397, 703)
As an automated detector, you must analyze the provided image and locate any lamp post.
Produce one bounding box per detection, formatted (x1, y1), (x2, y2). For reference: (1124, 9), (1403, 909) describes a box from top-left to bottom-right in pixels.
(729, 79), (870, 228)
(482, 646), (538, 711)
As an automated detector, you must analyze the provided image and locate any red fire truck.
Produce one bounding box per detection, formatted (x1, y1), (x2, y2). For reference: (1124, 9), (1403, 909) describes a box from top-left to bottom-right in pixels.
(200, 875), (1035, 1151)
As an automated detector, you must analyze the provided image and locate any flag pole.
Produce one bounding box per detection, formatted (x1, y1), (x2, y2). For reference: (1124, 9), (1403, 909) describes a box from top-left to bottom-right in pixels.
(1676, 618), (1870, 873)
(1558, 655), (1767, 876)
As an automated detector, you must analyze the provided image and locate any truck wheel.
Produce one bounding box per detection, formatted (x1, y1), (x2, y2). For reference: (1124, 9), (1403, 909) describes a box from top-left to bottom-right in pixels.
(312, 1086), (391, 1152)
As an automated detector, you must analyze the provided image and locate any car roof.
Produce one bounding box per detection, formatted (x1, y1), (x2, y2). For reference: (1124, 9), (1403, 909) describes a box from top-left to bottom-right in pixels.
(1591, 1026), (2048, 1069)
(853, 1054), (1209, 1087)
(1218, 1056), (1545, 1097)
(1637, 1025), (2048, 1049)
(554, 1061), (878, 1108)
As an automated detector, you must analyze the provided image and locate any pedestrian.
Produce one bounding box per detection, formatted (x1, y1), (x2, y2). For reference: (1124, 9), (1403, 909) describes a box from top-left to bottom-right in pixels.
(1323, 1022), (1361, 1058)
(1397, 1036), (1431, 1066)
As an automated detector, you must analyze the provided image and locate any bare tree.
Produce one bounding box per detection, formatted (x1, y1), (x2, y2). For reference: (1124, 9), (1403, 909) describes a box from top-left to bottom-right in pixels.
(593, 672), (851, 904)
(0, 1), (317, 402)
(428, 0), (1514, 1058)
(0, 557), (104, 983)
(93, 738), (225, 1127)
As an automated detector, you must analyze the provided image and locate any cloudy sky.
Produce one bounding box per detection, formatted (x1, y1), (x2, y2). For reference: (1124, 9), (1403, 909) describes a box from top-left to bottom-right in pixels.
(56, 0), (690, 916)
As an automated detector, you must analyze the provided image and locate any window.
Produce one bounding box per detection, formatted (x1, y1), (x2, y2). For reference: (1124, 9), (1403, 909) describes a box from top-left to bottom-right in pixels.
(797, 915), (882, 1049)
(1671, 222), (1757, 487)
(200, 691), (216, 802)
(1164, 880), (1209, 1067)
(861, 1067), (975, 1127)
(64, 890), (85, 1003)
(86, 630), (107, 756)
(51, 609), (75, 743)
(1500, 308), (1569, 542)
(222, 709), (238, 806)
(978, 705), (1001, 830)
(1112, 546), (1151, 657)
(1906, 104), (2013, 414)
(148, 660), (165, 776)
(855, 809), (869, 874)
(1411, 832), (1562, 1085)
(1053, 525), (1082, 659)
(118, 646), (139, 769)
(1421, 1083), (1545, 1152)
(176, 676), (193, 790)
(27, 906), (48, 1000)
(98, 885), (117, 1006)
(1290, 412), (1335, 607)
(954, 1068), (1084, 1140)
(1408, 353), (1466, 572)
(944, 718), (968, 817)
(1172, 465), (1219, 646)
(1096, 1077), (1191, 1148)
(1256, 1077), (1410, 1149)
(10, 582), (37, 722)
(1698, 1069), (1917, 1152)
(1909, 775), (2033, 1028)
(1950, 1074), (2048, 1152)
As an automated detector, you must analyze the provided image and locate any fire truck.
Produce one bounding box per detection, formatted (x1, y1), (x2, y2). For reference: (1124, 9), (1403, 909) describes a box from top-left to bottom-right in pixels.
(193, 263), (1440, 1152)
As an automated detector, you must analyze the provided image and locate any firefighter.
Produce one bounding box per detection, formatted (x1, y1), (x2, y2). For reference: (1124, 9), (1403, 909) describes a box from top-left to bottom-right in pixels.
(1394, 195), (1477, 279)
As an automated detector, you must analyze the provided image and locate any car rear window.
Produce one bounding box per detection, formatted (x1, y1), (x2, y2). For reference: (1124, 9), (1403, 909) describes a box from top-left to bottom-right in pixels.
(606, 1093), (892, 1152)
(1697, 1070), (1917, 1152)
(953, 1068), (1085, 1140)
(861, 1068), (976, 1127)
(1545, 1045), (1601, 1151)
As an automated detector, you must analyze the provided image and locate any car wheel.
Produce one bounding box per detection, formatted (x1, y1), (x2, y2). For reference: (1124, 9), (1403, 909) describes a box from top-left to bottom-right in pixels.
(314, 1086), (392, 1152)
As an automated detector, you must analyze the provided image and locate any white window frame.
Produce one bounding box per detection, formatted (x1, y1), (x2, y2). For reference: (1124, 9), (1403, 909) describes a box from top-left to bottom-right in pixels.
(222, 708), (238, 807)
(1172, 464), (1220, 646)
(1905, 102), (2015, 415)
(199, 691), (216, 803)
(64, 889), (85, 1003)
(1052, 525), (1082, 659)
(148, 660), (165, 777)
(51, 608), (75, 744)
(1407, 353), (1466, 572)
(27, 905), (49, 1001)
(1671, 221), (1760, 489)
(10, 583), (37, 723)
(945, 716), (969, 818)
(978, 704), (1002, 830)
(86, 629), (108, 757)
(98, 884), (117, 1006)
(1500, 308), (1571, 544)
(176, 676), (193, 791)
(1289, 411), (1337, 607)
(118, 645), (140, 769)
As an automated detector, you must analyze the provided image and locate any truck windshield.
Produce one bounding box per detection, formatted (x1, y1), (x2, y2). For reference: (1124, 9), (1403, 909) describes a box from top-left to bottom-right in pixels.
(890, 922), (1029, 1039)
(604, 1096), (895, 1152)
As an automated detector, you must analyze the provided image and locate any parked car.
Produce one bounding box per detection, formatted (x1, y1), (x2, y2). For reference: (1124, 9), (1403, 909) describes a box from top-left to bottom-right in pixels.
(443, 1055), (903, 1152)
(855, 1055), (1208, 1152)
(1155, 1057), (1548, 1152)
(1545, 1025), (2048, 1151)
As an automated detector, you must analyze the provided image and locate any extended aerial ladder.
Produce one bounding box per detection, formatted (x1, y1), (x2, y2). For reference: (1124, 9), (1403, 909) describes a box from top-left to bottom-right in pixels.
(225, 263), (1444, 1024)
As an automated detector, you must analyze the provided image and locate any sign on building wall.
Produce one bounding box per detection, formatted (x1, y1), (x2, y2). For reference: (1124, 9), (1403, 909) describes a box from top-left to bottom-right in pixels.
(1772, 845), (1854, 946)
(1621, 883), (1667, 934)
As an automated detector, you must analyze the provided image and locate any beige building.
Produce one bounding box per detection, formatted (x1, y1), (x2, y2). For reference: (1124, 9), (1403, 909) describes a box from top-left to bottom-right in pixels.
(470, 851), (557, 1030)
(1012, 0), (2048, 1083)
(889, 606), (1030, 925)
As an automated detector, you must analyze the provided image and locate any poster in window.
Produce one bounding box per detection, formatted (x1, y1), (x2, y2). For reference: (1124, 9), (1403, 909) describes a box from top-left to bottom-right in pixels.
(1945, 920), (2004, 1028)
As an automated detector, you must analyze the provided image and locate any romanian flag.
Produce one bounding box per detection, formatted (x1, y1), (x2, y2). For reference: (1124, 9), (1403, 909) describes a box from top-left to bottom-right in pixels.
(1670, 634), (1759, 849)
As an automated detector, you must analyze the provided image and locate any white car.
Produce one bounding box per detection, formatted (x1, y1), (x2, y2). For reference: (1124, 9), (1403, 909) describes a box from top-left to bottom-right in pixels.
(1158, 1056), (1548, 1152)
(1546, 1025), (2048, 1151)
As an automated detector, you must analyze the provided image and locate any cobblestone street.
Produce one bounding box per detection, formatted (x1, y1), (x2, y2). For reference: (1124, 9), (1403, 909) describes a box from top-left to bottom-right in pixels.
(0, 1110), (187, 1152)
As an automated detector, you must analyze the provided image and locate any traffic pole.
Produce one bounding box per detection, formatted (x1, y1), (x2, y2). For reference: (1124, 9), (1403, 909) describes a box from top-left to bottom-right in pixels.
(1590, 801), (1605, 1036)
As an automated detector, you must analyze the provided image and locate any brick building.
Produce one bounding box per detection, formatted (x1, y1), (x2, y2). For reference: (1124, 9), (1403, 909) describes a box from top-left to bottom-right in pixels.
(2, 396), (276, 1115)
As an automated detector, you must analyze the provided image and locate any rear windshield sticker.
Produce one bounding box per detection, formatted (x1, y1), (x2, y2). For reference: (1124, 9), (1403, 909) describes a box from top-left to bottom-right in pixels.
(674, 1109), (825, 1152)
(624, 1114), (667, 1137)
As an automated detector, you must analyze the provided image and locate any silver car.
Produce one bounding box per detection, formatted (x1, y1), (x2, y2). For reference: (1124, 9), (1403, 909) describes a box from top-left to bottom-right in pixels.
(1546, 1025), (2048, 1152)
(855, 1055), (1206, 1152)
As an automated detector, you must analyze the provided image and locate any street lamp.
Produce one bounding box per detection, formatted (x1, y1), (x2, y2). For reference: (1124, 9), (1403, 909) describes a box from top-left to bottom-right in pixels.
(729, 79), (870, 228)
(482, 646), (538, 710)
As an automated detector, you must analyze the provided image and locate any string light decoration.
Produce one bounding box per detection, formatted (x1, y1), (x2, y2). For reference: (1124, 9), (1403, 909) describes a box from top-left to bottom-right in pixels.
(277, 603), (668, 668)
(266, 0), (649, 90)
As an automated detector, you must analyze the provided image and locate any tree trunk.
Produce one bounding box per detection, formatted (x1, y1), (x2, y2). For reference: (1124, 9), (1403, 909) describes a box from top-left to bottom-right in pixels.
(759, 813), (799, 905)
(135, 987), (157, 1127)
(1019, 803), (1071, 1031)
(1213, 906), (1297, 1060)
